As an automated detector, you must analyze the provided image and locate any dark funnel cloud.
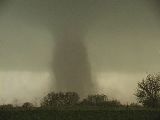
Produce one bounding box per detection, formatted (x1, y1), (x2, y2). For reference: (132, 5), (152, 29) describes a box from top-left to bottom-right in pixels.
(44, 0), (100, 96)
(53, 23), (94, 96)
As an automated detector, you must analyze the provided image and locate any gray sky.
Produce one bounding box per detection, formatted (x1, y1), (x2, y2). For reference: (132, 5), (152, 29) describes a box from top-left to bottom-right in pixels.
(0, 0), (160, 104)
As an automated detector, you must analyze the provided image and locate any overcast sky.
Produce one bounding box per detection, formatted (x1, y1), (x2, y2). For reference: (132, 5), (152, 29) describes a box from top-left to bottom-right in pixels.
(0, 0), (160, 104)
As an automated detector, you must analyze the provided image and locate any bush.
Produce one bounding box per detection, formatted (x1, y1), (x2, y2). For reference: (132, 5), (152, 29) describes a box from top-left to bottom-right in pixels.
(22, 102), (33, 108)
(81, 94), (108, 106)
(41, 92), (79, 107)
(0, 104), (14, 109)
(105, 100), (122, 107)
(129, 103), (142, 108)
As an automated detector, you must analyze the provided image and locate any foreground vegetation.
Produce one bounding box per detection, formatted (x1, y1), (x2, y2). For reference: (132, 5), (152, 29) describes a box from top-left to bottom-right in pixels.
(0, 107), (159, 120)
(0, 103), (160, 120)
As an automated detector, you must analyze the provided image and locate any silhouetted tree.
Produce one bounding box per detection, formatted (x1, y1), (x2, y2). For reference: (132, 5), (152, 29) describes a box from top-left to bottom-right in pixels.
(129, 103), (142, 108)
(105, 100), (122, 107)
(0, 104), (13, 109)
(41, 92), (61, 107)
(41, 92), (79, 107)
(22, 102), (33, 108)
(81, 94), (107, 106)
(135, 73), (160, 108)
(65, 92), (80, 105)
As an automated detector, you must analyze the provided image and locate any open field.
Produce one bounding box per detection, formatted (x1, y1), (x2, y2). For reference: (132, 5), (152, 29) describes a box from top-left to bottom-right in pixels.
(0, 108), (159, 120)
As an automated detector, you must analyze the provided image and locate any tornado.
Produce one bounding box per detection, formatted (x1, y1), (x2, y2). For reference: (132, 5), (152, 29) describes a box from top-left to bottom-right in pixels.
(53, 23), (95, 97)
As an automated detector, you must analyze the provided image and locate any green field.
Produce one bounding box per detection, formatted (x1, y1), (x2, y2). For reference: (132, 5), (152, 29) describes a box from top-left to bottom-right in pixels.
(0, 108), (159, 120)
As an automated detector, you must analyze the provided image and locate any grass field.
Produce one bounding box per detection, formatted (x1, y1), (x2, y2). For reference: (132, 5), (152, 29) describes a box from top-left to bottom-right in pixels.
(0, 108), (159, 120)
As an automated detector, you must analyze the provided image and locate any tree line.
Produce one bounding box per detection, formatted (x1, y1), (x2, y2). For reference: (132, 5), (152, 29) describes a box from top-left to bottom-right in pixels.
(0, 72), (160, 109)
